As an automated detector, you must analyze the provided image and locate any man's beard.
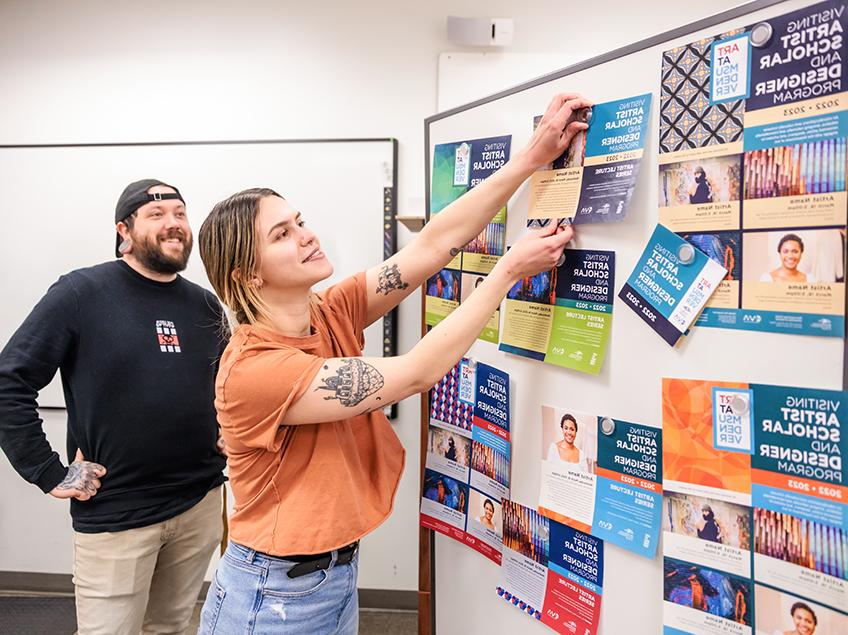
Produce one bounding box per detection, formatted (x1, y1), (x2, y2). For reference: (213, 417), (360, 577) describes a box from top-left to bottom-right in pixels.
(132, 228), (193, 274)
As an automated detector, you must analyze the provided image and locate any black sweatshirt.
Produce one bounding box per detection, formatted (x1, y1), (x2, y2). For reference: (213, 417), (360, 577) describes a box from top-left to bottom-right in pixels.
(0, 260), (226, 532)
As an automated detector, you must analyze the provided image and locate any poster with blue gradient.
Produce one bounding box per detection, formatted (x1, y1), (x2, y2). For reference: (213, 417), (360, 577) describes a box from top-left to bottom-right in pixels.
(538, 405), (663, 559)
(619, 224), (727, 346)
(426, 136), (510, 339)
(593, 417), (663, 557)
(430, 134), (512, 274)
(421, 359), (511, 564)
(529, 93), (652, 225)
(500, 248), (615, 374)
(497, 500), (603, 635)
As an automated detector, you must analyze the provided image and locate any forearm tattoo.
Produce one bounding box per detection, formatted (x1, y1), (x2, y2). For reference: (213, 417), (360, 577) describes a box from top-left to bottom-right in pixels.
(317, 358), (385, 407)
(56, 461), (102, 494)
(375, 264), (409, 296)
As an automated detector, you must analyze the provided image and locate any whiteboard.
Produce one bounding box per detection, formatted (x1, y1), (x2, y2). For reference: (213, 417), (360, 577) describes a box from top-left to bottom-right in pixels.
(0, 139), (396, 407)
(424, 1), (845, 634)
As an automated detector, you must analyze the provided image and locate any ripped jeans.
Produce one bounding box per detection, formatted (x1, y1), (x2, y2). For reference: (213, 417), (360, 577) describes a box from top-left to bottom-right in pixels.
(198, 542), (359, 634)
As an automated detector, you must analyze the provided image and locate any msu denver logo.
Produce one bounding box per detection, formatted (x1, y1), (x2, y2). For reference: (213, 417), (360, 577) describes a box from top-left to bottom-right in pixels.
(156, 320), (181, 353)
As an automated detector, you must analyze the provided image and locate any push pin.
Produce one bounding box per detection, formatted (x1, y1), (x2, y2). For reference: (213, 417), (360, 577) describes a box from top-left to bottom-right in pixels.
(677, 243), (695, 265)
(730, 394), (749, 416)
(600, 417), (616, 436)
(749, 22), (774, 48)
(565, 107), (593, 132)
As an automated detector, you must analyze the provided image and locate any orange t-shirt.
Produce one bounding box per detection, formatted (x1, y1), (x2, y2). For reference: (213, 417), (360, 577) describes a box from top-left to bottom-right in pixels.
(216, 272), (405, 555)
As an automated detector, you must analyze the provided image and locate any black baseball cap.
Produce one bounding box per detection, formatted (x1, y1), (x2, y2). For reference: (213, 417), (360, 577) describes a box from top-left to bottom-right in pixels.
(114, 179), (185, 257)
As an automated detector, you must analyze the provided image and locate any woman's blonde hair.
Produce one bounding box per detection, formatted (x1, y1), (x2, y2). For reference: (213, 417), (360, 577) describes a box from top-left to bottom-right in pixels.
(199, 187), (282, 326)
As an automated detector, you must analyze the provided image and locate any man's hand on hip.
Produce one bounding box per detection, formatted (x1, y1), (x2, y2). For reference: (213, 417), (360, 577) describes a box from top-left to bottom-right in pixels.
(216, 433), (229, 458)
(49, 449), (107, 501)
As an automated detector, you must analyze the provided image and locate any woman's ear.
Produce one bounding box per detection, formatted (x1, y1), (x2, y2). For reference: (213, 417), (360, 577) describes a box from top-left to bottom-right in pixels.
(231, 268), (263, 288)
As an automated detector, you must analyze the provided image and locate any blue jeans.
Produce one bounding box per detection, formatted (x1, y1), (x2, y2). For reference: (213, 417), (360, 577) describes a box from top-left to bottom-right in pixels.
(198, 542), (359, 634)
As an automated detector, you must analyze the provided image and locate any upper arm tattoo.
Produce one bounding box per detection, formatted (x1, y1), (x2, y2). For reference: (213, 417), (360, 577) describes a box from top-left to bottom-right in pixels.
(375, 264), (410, 296)
(316, 358), (385, 407)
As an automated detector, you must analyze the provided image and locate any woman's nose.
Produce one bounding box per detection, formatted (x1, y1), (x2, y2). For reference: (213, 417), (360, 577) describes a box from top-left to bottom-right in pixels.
(299, 226), (316, 245)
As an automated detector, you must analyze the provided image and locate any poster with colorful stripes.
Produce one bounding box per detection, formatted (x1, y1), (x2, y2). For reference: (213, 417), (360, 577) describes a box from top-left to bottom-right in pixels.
(661, 377), (847, 635)
(420, 359), (511, 563)
(497, 500), (604, 635)
(537, 405), (663, 558)
(659, 0), (848, 337)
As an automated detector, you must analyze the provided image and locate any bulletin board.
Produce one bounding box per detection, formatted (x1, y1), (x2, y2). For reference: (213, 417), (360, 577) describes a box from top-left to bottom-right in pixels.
(420, 1), (846, 633)
(0, 138), (398, 410)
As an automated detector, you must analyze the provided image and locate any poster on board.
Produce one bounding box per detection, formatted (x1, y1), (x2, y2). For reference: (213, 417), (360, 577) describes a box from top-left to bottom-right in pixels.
(497, 500), (604, 635)
(431, 133), (511, 274)
(538, 405), (663, 558)
(425, 268), (501, 343)
(420, 358), (511, 564)
(528, 93), (653, 225)
(426, 134), (512, 340)
(662, 377), (847, 634)
(499, 248), (615, 374)
(659, 0), (848, 337)
(619, 223), (727, 346)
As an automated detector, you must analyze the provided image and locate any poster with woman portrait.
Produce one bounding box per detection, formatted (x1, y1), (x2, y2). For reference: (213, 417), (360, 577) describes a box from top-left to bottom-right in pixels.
(421, 358), (511, 564)
(662, 377), (847, 634)
(658, 0), (848, 336)
(754, 586), (848, 635)
(537, 405), (663, 558)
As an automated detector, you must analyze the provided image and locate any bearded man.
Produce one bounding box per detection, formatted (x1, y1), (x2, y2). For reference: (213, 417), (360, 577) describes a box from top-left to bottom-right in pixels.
(0, 179), (227, 635)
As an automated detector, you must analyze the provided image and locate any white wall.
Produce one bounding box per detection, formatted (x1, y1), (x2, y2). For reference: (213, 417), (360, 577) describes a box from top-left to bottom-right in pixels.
(0, 0), (744, 593)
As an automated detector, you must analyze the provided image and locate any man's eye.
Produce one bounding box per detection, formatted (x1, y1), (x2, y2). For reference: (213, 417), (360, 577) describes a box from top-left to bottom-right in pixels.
(297, 219), (305, 227)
